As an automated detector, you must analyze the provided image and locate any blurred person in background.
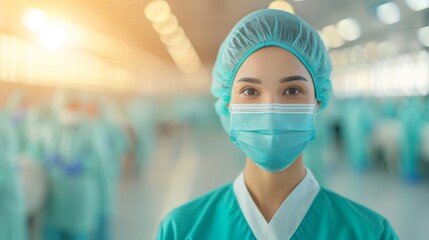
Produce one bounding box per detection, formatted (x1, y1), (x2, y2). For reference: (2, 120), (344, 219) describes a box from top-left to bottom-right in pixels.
(40, 92), (103, 240)
(398, 97), (426, 182)
(339, 97), (374, 172)
(5, 91), (31, 154)
(82, 94), (128, 240)
(0, 109), (27, 240)
(127, 97), (159, 172)
(370, 98), (402, 174)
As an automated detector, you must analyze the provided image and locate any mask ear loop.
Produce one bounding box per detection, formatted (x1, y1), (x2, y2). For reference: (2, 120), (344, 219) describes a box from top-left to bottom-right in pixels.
(312, 99), (318, 124)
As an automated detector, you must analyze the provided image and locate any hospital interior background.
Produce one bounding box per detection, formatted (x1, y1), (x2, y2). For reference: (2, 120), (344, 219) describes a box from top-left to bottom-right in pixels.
(0, 0), (428, 239)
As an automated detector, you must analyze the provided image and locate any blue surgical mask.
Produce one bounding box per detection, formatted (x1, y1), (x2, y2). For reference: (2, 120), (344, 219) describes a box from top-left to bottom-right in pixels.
(229, 103), (317, 173)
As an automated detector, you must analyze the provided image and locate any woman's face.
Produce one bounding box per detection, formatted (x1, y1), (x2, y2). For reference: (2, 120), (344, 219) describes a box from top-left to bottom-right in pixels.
(230, 47), (316, 105)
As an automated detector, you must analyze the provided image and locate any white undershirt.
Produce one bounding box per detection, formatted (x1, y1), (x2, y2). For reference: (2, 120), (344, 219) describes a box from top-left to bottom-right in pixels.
(233, 168), (320, 240)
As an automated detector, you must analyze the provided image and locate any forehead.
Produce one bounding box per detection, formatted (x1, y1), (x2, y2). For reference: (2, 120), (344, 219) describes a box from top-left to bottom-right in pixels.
(234, 46), (312, 81)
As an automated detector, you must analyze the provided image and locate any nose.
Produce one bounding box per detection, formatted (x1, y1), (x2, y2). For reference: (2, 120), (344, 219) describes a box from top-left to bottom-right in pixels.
(262, 93), (282, 104)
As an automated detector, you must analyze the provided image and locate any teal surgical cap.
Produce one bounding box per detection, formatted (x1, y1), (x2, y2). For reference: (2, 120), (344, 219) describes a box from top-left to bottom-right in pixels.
(211, 9), (333, 132)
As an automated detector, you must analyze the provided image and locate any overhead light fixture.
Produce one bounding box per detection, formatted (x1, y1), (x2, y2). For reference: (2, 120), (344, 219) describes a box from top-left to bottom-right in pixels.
(268, 0), (295, 14)
(167, 38), (193, 57)
(377, 41), (398, 57)
(336, 18), (361, 41)
(152, 14), (179, 35)
(405, 0), (429, 11)
(144, 0), (171, 23)
(39, 21), (67, 49)
(160, 27), (186, 46)
(350, 45), (365, 63)
(418, 26), (429, 47)
(321, 25), (344, 48)
(364, 41), (378, 60)
(317, 31), (330, 50)
(376, 2), (401, 24)
(22, 7), (48, 32)
(146, 0), (202, 74)
(176, 56), (201, 74)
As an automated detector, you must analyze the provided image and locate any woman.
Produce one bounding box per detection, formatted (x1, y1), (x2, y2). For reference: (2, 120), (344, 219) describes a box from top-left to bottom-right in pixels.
(156, 9), (398, 239)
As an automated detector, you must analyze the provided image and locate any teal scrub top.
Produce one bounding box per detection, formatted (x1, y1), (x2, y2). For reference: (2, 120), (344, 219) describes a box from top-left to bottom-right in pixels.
(43, 123), (101, 233)
(156, 184), (399, 240)
(0, 114), (27, 240)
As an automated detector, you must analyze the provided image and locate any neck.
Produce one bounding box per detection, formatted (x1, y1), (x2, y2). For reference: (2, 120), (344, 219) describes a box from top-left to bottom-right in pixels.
(243, 155), (306, 222)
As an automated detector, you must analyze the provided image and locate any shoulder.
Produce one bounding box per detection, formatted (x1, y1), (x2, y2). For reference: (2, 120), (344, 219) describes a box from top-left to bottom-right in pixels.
(162, 183), (233, 222)
(156, 183), (235, 240)
(314, 187), (398, 239)
(318, 187), (382, 217)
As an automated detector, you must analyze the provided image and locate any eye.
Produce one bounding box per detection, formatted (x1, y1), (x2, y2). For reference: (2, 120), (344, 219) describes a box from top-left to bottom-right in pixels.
(241, 88), (259, 96)
(283, 87), (302, 96)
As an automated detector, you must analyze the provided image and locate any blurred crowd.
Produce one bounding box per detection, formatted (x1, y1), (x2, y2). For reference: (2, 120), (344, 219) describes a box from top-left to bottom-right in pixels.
(306, 96), (429, 183)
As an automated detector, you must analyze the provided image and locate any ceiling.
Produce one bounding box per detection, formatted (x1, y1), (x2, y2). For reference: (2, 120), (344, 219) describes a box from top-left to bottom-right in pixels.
(1, 0), (428, 67)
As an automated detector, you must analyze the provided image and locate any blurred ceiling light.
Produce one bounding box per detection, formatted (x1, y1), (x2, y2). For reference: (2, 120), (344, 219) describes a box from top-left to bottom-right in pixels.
(176, 57), (201, 74)
(171, 47), (201, 71)
(167, 37), (193, 57)
(405, 0), (429, 11)
(268, 0), (295, 14)
(22, 7), (48, 32)
(160, 27), (186, 46)
(350, 45), (365, 63)
(418, 26), (429, 47)
(317, 31), (330, 50)
(144, 0), (202, 74)
(39, 21), (67, 49)
(376, 2), (401, 24)
(336, 18), (361, 41)
(144, 0), (171, 23)
(364, 41), (378, 60)
(152, 14), (179, 35)
(321, 25), (344, 48)
(377, 41), (398, 58)
(172, 50), (197, 64)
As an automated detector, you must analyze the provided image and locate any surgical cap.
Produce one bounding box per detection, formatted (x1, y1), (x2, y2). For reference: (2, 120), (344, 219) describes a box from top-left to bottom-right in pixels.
(211, 9), (333, 132)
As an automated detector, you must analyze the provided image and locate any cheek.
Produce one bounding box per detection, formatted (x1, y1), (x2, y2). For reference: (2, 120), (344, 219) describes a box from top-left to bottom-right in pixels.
(229, 88), (237, 102)
(309, 84), (316, 98)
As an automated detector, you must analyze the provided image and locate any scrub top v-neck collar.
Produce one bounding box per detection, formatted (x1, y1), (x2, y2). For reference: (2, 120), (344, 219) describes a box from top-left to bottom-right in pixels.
(233, 168), (320, 240)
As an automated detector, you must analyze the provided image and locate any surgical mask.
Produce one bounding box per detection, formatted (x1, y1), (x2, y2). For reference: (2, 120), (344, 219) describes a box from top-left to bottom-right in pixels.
(229, 103), (317, 173)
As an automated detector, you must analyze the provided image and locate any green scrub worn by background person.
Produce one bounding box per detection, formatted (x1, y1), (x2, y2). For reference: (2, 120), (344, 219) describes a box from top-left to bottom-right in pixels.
(128, 97), (158, 171)
(41, 93), (102, 240)
(83, 95), (127, 240)
(19, 100), (55, 163)
(0, 111), (27, 240)
(340, 98), (373, 171)
(422, 96), (429, 162)
(6, 91), (30, 154)
(156, 9), (398, 240)
(371, 98), (402, 174)
(398, 97), (425, 182)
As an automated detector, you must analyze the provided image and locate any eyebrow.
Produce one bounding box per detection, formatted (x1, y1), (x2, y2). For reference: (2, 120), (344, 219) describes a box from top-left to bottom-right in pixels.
(236, 75), (308, 84)
(279, 75), (308, 83)
(236, 77), (262, 84)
